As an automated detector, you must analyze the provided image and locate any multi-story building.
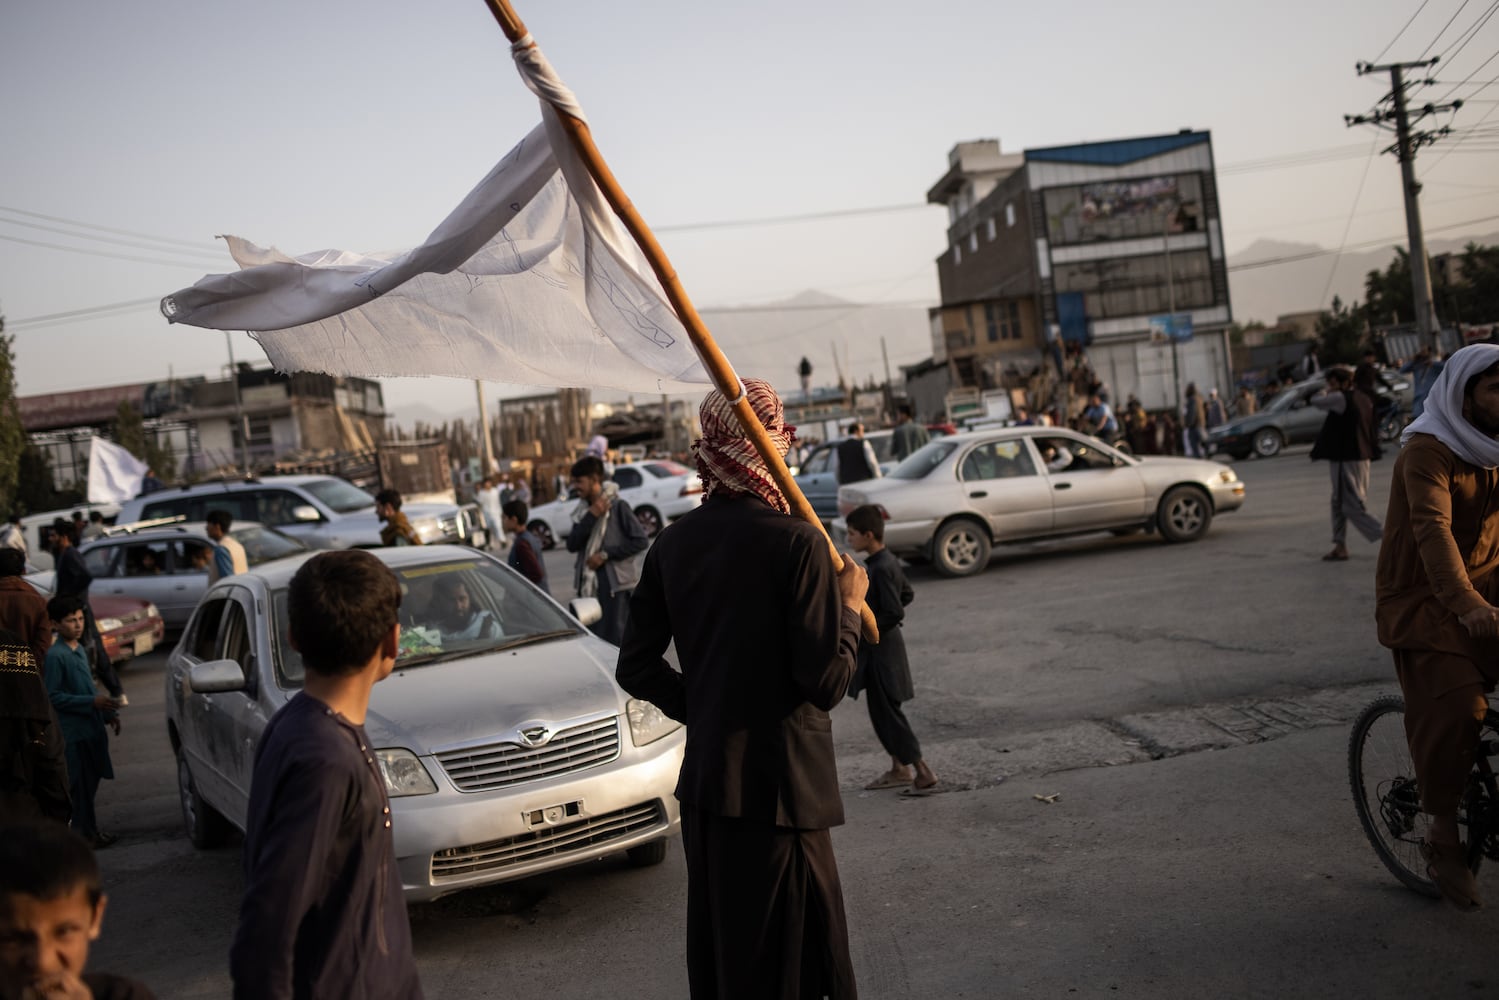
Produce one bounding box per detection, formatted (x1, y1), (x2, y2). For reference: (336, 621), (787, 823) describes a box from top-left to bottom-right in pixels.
(926, 130), (1234, 413)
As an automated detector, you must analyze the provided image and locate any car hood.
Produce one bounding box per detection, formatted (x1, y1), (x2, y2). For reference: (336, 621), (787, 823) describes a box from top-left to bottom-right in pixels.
(353, 632), (625, 754)
(1208, 413), (1279, 437)
(1133, 455), (1226, 473)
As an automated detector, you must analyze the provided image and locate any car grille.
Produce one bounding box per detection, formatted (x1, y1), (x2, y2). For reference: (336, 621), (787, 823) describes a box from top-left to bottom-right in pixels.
(117, 608), (149, 626)
(430, 801), (665, 880)
(434, 716), (621, 792)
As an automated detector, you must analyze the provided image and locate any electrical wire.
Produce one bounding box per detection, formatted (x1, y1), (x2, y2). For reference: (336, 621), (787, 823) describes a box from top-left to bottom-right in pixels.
(0, 233), (220, 269)
(1420, 0), (1476, 58)
(1227, 212), (1499, 272)
(1434, 0), (1499, 64)
(0, 216), (228, 262)
(1374, 0), (1434, 63)
(0, 205), (225, 253)
(1318, 138), (1382, 307)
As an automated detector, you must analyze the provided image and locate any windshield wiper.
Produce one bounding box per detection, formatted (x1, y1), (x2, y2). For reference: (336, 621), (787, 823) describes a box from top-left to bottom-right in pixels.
(490, 629), (579, 652)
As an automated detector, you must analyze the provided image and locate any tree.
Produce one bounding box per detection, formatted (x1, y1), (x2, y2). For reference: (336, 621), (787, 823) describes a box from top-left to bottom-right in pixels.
(1316, 296), (1367, 365)
(0, 320), (27, 516)
(1364, 248), (1414, 327)
(1451, 242), (1499, 323)
(111, 401), (175, 480)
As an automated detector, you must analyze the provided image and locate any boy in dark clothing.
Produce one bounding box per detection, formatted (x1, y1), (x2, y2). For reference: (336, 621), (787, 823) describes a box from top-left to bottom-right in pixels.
(0, 823), (155, 999)
(844, 505), (939, 794)
(501, 501), (549, 592)
(50, 522), (122, 702)
(230, 550), (423, 1000)
(43, 596), (119, 848)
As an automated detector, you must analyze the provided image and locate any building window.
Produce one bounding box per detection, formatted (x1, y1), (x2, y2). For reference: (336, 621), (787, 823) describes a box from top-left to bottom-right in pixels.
(232, 415), (274, 454)
(968, 231), (978, 253)
(986, 218), (997, 241)
(1042, 173), (1205, 247)
(1005, 202), (1016, 227)
(985, 303), (999, 342)
(983, 301), (1024, 343)
(953, 243), (963, 265)
(1052, 250), (1215, 320)
(1003, 301), (1021, 339)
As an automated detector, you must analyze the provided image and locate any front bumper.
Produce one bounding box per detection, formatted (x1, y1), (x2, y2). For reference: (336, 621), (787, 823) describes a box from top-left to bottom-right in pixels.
(391, 728), (684, 901)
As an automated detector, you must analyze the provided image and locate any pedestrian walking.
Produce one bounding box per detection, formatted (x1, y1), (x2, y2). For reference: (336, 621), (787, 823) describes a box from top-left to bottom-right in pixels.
(375, 489), (423, 547)
(834, 422), (881, 485)
(0, 627), (71, 825)
(1181, 383), (1207, 458)
(1204, 388), (1228, 430)
(476, 476), (505, 552)
(230, 550), (423, 999)
(616, 378), (867, 999)
(205, 510), (248, 583)
(889, 404), (929, 463)
(502, 501), (549, 592)
(43, 595), (119, 849)
(1374, 343), (1499, 909)
(1310, 367), (1382, 561)
(844, 505), (939, 796)
(0, 824), (156, 999)
(564, 456), (647, 645)
(50, 521), (122, 702)
(0, 513), (26, 559)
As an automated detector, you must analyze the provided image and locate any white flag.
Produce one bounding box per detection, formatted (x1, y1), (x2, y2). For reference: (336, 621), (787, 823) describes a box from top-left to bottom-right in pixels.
(160, 40), (711, 394)
(87, 437), (148, 505)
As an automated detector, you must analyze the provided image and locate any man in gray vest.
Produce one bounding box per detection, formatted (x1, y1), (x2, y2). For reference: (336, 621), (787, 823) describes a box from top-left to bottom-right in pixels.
(834, 423), (881, 486)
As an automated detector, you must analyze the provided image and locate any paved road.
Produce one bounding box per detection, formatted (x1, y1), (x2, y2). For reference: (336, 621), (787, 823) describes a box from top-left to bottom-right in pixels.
(85, 447), (1499, 998)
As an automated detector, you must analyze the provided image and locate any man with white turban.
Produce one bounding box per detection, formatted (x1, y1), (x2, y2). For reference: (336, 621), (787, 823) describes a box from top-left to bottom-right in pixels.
(1376, 343), (1499, 911)
(615, 377), (868, 998)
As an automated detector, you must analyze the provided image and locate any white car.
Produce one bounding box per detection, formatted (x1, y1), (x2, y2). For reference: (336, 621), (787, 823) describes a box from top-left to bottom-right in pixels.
(526, 460), (703, 549)
(835, 427), (1247, 577)
(164, 545), (685, 901)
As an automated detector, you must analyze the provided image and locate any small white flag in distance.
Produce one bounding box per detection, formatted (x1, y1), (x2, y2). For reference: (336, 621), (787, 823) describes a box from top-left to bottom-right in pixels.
(87, 437), (148, 505)
(161, 41), (710, 394)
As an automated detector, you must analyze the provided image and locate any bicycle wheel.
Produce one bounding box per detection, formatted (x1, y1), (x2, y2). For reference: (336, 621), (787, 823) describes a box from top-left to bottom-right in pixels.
(1348, 696), (1441, 897)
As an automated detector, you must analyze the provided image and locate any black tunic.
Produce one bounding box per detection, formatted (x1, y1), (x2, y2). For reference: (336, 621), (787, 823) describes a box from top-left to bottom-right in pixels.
(847, 549), (914, 703)
(230, 692), (422, 1000)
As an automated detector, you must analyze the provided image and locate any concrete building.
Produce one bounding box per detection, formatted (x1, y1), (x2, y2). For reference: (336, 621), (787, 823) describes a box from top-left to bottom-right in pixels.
(925, 130), (1235, 414)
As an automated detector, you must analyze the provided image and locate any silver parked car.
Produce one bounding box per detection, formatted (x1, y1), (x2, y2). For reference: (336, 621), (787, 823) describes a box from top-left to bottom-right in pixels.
(164, 545), (684, 901)
(794, 430), (897, 523)
(78, 521), (308, 630)
(835, 427), (1247, 577)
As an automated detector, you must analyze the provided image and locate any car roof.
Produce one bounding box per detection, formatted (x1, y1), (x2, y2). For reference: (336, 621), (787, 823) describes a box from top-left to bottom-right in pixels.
(130, 475), (346, 499)
(238, 543), (489, 589)
(935, 426), (1092, 444)
(88, 520), (275, 542)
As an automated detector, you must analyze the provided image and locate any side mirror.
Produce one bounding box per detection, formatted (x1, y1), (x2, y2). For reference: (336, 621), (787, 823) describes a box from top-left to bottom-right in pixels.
(569, 597), (603, 627)
(188, 659), (246, 693)
(291, 505), (321, 523)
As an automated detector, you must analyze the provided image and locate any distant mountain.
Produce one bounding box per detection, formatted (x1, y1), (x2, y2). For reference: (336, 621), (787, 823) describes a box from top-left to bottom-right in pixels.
(1227, 232), (1499, 326)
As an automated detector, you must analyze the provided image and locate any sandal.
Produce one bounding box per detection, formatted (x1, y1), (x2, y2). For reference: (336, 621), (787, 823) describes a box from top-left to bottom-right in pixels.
(1421, 839), (1482, 910)
(864, 771), (912, 790)
(1321, 549), (1349, 562)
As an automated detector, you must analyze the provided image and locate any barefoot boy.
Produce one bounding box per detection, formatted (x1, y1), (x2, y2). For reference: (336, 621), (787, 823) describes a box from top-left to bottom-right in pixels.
(43, 596), (119, 848)
(844, 505), (938, 793)
(0, 823), (155, 999)
(230, 550), (423, 999)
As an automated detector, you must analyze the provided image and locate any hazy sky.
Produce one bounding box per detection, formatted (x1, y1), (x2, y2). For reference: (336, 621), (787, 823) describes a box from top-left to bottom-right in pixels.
(5, 0), (1498, 422)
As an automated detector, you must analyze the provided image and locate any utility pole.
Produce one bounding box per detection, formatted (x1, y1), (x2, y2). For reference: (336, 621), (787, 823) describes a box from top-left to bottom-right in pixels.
(1346, 58), (1461, 354)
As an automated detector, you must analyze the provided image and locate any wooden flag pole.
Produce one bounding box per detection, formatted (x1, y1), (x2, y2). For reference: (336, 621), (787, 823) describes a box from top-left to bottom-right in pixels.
(482, 0), (878, 642)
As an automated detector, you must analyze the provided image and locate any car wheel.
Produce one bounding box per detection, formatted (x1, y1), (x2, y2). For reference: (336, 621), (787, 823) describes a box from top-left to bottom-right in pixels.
(529, 520), (555, 551)
(931, 519), (991, 577)
(626, 838), (668, 867)
(1156, 485), (1213, 543)
(177, 749), (230, 849)
(635, 506), (662, 537)
(1252, 428), (1283, 458)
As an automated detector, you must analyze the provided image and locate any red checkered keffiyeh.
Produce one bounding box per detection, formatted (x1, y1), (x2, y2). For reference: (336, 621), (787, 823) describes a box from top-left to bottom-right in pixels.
(693, 379), (797, 515)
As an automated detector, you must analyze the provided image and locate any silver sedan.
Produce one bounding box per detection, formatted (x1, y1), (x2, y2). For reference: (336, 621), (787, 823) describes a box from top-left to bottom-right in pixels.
(836, 427), (1246, 577)
(164, 545), (684, 901)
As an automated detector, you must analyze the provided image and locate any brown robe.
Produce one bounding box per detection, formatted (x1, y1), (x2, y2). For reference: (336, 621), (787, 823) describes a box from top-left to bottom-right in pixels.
(1375, 433), (1499, 693)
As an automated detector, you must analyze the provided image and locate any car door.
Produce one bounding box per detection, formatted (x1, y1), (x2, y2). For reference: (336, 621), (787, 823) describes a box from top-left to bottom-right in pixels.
(957, 440), (1054, 539)
(1037, 436), (1149, 530)
(610, 466), (646, 507)
(97, 539), (178, 612)
(177, 596), (230, 807)
(794, 445), (838, 520)
(1285, 387), (1329, 445)
(249, 489), (326, 543)
(204, 586), (271, 828)
(160, 540), (210, 629)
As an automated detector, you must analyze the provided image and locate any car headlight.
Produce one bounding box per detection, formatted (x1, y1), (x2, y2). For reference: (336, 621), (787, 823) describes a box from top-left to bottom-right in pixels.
(145, 603), (160, 620)
(374, 748), (438, 797)
(1218, 469), (1238, 484)
(626, 698), (681, 747)
(97, 617), (124, 632)
(412, 518), (443, 542)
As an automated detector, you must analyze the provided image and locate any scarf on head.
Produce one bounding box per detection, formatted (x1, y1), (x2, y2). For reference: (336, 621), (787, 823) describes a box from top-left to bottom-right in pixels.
(1401, 343), (1499, 469)
(692, 378), (796, 514)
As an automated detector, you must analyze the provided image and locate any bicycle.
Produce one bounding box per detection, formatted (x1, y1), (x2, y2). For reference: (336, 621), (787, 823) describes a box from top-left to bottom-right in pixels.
(1349, 695), (1499, 897)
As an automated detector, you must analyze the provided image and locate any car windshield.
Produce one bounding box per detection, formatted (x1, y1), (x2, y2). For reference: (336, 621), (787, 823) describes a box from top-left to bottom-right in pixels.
(870, 435), (895, 462)
(888, 441), (959, 480)
(231, 525), (309, 565)
(300, 478), (376, 513)
(645, 461), (692, 478)
(271, 556), (581, 685)
(1265, 386), (1310, 412)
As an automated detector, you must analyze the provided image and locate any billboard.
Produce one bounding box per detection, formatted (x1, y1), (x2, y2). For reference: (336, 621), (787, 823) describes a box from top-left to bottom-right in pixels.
(1149, 313), (1194, 343)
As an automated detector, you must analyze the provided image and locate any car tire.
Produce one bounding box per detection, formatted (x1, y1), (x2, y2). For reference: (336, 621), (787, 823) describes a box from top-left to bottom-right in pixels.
(1252, 428), (1283, 458)
(1156, 485), (1213, 543)
(177, 749), (230, 850)
(931, 519), (991, 577)
(528, 520), (555, 551)
(626, 838), (668, 867)
(635, 506), (663, 537)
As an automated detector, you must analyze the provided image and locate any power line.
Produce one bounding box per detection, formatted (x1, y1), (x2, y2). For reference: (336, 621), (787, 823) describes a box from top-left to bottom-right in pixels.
(0, 216), (228, 262)
(0, 233), (220, 270)
(1435, 0), (1499, 63)
(7, 297), (164, 331)
(1318, 138), (1382, 307)
(1375, 0), (1434, 63)
(1227, 211), (1499, 272)
(0, 205), (225, 253)
(1420, 0), (1476, 58)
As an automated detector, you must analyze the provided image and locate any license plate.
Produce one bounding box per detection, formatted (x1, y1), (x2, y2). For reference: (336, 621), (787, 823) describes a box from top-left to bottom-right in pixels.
(133, 634), (153, 656)
(523, 800), (583, 828)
